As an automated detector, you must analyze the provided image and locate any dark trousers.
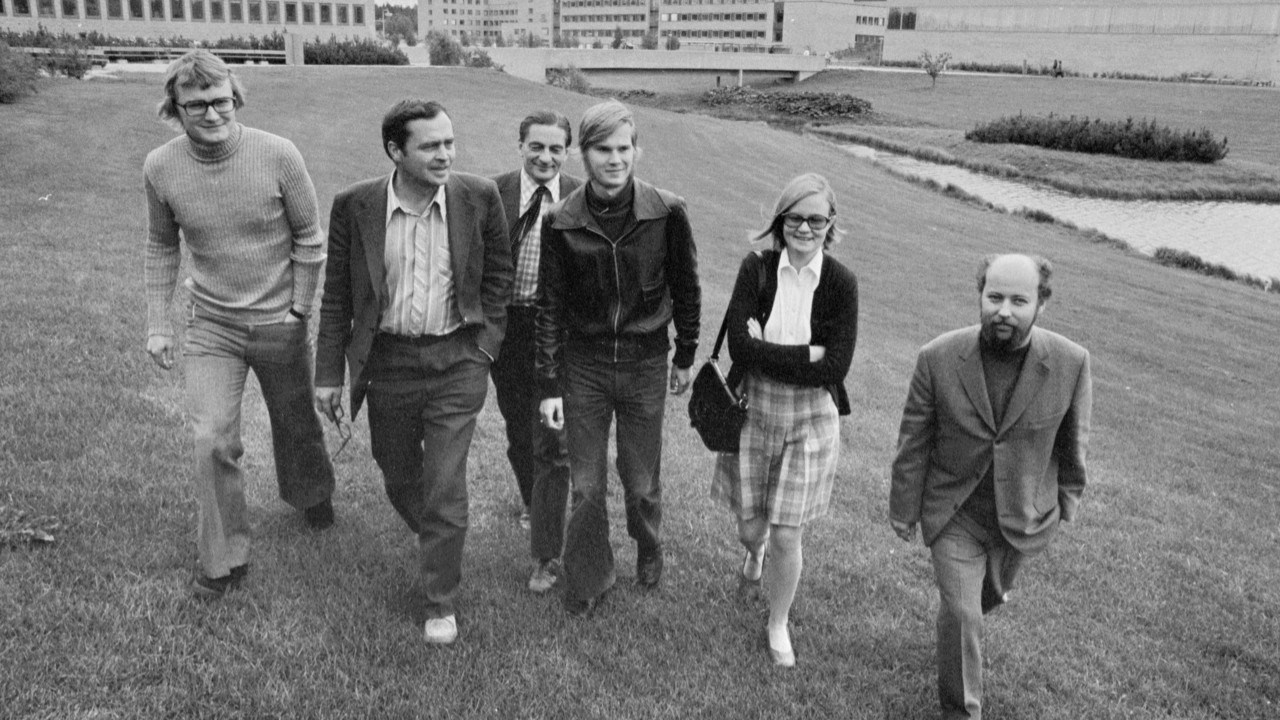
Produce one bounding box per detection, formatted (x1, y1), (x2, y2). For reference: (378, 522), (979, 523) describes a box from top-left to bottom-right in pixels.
(491, 305), (571, 561)
(365, 330), (490, 619)
(561, 351), (667, 602)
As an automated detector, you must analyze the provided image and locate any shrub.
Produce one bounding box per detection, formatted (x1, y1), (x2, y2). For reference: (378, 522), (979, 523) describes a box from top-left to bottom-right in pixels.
(304, 36), (408, 65)
(426, 30), (465, 66)
(701, 86), (872, 119)
(464, 48), (499, 70)
(0, 41), (41, 103)
(547, 65), (591, 94)
(966, 113), (1228, 163)
(41, 44), (95, 79)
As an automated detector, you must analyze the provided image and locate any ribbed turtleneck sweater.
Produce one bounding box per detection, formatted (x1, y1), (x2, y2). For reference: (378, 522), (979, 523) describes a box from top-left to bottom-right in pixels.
(143, 122), (324, 337)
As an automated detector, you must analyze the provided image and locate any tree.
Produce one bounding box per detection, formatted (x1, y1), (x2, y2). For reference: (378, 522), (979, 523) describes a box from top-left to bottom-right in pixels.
(664, 33), (680, 51)
(919, 50), (952, 88)
(495, 34), (507, 48)
(426, 30), (465, 66)
(640, 31), (658, 50)
(383, 13), (417, 47)
(611, 25), (625, 49)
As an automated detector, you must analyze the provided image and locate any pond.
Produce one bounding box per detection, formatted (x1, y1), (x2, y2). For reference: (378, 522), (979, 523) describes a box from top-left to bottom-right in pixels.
(842, 144), (1280, 281)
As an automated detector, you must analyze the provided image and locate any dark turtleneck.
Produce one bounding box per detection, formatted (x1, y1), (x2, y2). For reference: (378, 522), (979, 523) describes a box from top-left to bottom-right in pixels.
(585, 179), (635, 242)
(960, 334), (1032, 530)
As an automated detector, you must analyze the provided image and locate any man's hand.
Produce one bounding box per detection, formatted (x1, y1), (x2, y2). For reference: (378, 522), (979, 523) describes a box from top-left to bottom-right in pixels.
(669, 365), (691, 395)
(147, 335), (175, 370)
(314, 386), (344, 424)
(540, 398), (564, 431)
(890, 519), (917, 543)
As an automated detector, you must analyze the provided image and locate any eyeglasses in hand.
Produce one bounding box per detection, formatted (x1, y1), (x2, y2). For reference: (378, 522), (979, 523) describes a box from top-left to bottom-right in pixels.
(178, 97), (235, 117)
(328, 406), (353, 462)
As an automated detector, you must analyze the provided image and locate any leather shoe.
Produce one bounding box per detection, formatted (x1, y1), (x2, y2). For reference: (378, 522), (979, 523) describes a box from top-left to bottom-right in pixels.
(192, 564), (248, 599)
(564, 595), (599, 618)
(304, 499), (334, 530)
(528, 559), (560, 594)
(636, 550), (663, 588)
(424, 614), (458, 645)
(741, 550), (764, 584)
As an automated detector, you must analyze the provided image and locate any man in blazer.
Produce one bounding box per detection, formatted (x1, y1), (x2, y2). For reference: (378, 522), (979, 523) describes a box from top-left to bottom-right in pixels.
(314, 99), (513, 645)
(490, 110), (583, 595)
(889, 253), (1092, 720)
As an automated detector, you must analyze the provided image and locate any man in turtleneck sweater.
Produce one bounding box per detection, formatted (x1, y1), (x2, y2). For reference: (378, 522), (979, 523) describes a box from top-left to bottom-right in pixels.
(889, 254), (1092, 720)
(143, 51), (336, 600)
(536, 100), (701, 617)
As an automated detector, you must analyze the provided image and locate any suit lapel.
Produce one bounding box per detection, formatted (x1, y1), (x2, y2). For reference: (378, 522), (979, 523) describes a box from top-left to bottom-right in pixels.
(957, 333), (997, 433)
(499, 173), (521, 239)
(360, 176), (391, 306)
(446, 176), (472, 277)
(998, 331), (1051, 435)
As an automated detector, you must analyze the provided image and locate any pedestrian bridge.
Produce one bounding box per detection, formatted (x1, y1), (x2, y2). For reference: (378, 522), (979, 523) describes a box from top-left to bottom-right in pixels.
(483, 48), (827, 88)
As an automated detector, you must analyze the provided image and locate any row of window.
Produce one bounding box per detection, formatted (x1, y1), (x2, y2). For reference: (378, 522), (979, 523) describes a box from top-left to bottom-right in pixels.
(561, 0), (646, 6)
(0, 0), (365, 23)
(561, 13), (644, 22)
(855, 14), (881, 26)
(672, 27), (764, 37)
(660, 11), (767, 22)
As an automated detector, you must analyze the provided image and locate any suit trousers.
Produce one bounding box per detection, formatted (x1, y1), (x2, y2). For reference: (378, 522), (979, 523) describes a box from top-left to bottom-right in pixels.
(490, 306), (571, 561)
(930, 514), (1026, 720)
(560, 351), (667, 603)
(365, 330), (490, 619)
(183, 309), (335, 579)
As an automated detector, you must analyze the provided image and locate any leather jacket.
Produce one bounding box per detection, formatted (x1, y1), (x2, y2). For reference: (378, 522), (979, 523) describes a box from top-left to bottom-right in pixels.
(535, 178), (701, 399)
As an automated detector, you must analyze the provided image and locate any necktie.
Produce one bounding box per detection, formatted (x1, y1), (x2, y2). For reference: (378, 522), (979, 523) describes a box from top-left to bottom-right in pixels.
(410, 201), (441, 331)
(511, 185), (550, 249)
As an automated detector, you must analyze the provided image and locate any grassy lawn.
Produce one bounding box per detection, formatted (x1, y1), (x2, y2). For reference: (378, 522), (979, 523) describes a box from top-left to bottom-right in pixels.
(642, 69), (1280, 202)
(2, 67), (1279, 719)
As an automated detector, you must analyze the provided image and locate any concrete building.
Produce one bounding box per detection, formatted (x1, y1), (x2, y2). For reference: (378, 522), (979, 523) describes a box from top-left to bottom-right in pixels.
(882, 1), (1280, 84)
(419, 0), (889, 55)
(0, 0), (376, 43)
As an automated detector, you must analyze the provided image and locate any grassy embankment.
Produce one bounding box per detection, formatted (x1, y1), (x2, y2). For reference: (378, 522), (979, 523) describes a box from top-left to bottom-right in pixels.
(641, 69), (1280, 204)
(2, 67), (1278, 719)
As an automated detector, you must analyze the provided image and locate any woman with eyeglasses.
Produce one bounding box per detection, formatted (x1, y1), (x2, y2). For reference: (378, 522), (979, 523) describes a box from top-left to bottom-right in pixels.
(710, 173), (859, 667)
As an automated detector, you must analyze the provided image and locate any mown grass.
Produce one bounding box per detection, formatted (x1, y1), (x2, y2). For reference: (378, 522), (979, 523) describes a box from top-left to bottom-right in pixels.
(2, 67), (1279, 719)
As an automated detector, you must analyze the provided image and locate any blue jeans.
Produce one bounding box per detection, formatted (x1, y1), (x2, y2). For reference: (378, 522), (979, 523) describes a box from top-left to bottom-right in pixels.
(183, 309), (334, 579)
(560, 351), (668, 602)
(930, 514), (1026, 720)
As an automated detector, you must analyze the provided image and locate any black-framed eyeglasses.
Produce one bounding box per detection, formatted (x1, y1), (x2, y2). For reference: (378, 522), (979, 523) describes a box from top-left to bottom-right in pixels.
(781, 213), (833, 232)
(177, 97), (235, 117)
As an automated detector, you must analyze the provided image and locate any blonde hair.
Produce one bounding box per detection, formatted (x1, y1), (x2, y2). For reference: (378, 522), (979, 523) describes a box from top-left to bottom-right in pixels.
(753, 173), (845, 251)
(156, 50), (246, 124)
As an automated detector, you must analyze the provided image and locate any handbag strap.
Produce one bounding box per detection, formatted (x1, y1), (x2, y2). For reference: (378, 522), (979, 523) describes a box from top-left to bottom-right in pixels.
(712, 249), (769, 364)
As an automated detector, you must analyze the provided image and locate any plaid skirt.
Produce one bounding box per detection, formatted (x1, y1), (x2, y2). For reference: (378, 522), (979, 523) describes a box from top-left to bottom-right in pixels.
(710, 370), (840, 527)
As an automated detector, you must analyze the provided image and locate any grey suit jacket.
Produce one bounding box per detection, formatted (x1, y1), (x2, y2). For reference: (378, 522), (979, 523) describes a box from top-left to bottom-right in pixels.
(889, 325), (1092, 554)
(315, 172), (513, 417)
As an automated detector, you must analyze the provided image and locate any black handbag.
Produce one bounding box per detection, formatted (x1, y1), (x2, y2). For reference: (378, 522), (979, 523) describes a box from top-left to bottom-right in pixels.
(688, 311), (748, 453)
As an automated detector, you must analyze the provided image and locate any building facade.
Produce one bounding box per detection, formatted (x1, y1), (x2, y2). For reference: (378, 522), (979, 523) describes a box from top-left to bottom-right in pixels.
(882, 1), (1280, 83)
(420, 0), (889, 55)
(0, 0), (376, 43)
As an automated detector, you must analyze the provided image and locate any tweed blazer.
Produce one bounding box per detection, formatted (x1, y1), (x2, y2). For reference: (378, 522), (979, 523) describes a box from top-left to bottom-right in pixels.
(315, 172), (513, 417)
(889, 325), (1092, 553)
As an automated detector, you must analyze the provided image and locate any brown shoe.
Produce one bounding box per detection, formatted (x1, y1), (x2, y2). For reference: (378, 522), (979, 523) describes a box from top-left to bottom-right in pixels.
(192, 564), (248, 599)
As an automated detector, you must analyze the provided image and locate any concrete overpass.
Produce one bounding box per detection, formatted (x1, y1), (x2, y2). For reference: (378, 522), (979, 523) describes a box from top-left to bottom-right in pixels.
(484, 48), (828, 90)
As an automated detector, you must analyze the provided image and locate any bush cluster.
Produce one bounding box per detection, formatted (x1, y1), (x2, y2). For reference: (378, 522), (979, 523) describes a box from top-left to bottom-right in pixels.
(966, 113), (1228, 163)
(701, 86), (872, 119)
(0, 41), (41, 103)
(213, 32), (286, 51)
(426, 30), (464, 66)
(1153, 247), (1279, 292)
(546, 65), (591, 94)
(304, 36), (407, 65)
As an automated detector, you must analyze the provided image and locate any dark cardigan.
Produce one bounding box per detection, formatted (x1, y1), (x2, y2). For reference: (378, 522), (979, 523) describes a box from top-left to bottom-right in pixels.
(724, 249), (858, 415)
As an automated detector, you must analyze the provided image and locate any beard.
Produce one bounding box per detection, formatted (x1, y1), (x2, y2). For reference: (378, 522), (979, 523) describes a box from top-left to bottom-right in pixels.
(980, 316), (1033, 354)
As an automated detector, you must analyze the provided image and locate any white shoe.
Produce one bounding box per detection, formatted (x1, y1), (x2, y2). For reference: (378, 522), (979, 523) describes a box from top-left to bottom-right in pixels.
(424, 615), (458, 645)
(528, 559), (560, 594)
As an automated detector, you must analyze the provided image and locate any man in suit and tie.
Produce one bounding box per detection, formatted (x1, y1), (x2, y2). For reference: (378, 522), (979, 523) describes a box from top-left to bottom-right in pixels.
(314, 99), (513, 645)
(889, 253), (1092, 719)
(490, 110), (583, 594)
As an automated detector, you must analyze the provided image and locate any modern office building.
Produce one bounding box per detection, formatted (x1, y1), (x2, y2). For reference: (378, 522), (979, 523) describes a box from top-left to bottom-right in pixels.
(0, 0), (377, 43)
(419, 0), (890, 55)
(882, 1), (1279, 83)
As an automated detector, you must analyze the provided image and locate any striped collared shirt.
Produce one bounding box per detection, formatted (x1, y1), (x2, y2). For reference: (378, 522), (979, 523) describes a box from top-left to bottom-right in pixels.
(765, 249), (823, 345)
(511, 170), (561, 306)
(380, 175), (462, 336)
